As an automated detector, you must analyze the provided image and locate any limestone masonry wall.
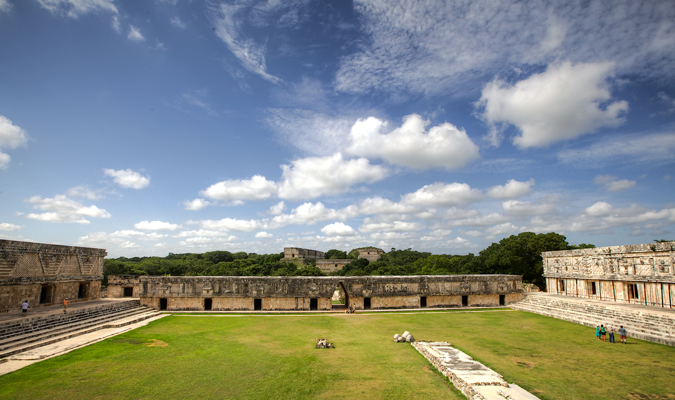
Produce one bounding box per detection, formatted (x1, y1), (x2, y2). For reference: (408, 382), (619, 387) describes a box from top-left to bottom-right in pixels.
(0, 239), (106, 312)
(134, 274), (523, 311)
(542, 242), (675, 308)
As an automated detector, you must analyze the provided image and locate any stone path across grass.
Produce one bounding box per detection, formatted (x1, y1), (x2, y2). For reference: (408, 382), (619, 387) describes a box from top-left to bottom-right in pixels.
(413, 341), (540, 400)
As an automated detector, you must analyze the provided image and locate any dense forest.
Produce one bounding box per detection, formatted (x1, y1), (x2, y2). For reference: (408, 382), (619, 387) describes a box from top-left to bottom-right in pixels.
(103, 232), (595, 287)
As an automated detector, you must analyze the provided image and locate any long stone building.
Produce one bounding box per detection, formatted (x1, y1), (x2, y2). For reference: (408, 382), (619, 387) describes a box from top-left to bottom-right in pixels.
(0, 240), (106, 313)
(542, 242), (675, 308)
(130, 274), (523, 311)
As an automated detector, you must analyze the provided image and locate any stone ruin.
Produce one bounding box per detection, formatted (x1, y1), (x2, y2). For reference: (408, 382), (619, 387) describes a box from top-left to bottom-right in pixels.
(315, 338), (334, 349)
(394, 331), (415, 343)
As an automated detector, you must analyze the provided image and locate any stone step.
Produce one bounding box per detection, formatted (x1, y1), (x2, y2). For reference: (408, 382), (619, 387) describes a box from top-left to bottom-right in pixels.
(0, 310), (160, 359)
(513, 300), (675, 327)
(510, 298), (675, 346)
(0, 307), (152, 349)
(512, 304), (674, 345)
(0, 301), (141, 338)
(515, 299), (675, 327)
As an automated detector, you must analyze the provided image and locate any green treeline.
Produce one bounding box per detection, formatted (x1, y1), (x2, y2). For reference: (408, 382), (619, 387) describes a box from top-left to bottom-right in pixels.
(103, 232), (595, 287)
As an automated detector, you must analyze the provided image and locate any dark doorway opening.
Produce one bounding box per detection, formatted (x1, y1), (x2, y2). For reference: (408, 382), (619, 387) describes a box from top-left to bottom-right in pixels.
(159, 298), (167, 310)
(204, 298), (212, 310)
(310, 298), (318, 310)
(364, 297), (371, 310)
(499, 294), (505, 306)
(78, 283), (87, 299)
(254, 298), (262, 310)
(462, 295), (468, 307)
(420, 296), (427, 308)
(39, 286), (51, 304)
(123, 287), (133, 297)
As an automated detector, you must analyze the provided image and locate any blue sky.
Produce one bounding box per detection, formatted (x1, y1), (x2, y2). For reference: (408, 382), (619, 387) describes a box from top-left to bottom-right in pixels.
(1, 0), (674, 258)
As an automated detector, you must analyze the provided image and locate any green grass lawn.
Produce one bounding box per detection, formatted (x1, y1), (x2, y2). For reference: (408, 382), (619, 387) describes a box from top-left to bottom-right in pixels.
(1, 310), (674, 400)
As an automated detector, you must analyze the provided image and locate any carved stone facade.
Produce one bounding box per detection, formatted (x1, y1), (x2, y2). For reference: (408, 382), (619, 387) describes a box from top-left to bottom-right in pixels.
(316, 259), (352, 274)
(283, 247), (325, 260)
(357, 248), (384, 262)
(106, 275), (143, 298)
(0, 240), (106, 312)
(542, 242), (675, 308)
(131, 274), (523, 311)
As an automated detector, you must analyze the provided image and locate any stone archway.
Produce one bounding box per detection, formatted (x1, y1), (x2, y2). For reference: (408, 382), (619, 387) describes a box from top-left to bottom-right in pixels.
(331, 281), (350, 311)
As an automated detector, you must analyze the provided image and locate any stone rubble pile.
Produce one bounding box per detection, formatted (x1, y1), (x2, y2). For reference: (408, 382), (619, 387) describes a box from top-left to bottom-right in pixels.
(315, 338), (334, 349)
(394, 331), (415, 343)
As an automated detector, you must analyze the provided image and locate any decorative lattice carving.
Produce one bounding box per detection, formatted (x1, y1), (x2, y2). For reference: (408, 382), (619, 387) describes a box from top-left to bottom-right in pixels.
(11, 253), (44, 278)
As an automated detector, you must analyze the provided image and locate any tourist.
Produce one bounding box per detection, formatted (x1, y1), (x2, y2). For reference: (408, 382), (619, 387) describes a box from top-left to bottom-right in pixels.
(608, 325), (615, 343)
(596, 325), (601, 340)
(63, 298), (69, 314)
(600, 324), (607, 342)
(21, 300), (29, 316)
(619, 325), (627, 344)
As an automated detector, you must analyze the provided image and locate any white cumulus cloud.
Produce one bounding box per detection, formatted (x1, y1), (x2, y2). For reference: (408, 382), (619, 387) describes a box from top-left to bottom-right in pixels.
(0, 222), (21, 231)
(134, 220), (181, 231)
(195, 218), (261, 232)
(0, 115), (28, 169)
(321, 222), (357, 236)
(401, 182), (482, 208)
(184, 198), (211, 211)
(25, 195), (111, 224)
(255, 231), (273, 238)
(479, 62), (628, 148)
(201, 175), (277, 202)
(104, 168), (150, 189)
(359, 220), (425, 233)
(346, 114), (479, 170)
(593, 175), (636, 192)
(487, 179), (534, 199)
(277, 153), (388, 201)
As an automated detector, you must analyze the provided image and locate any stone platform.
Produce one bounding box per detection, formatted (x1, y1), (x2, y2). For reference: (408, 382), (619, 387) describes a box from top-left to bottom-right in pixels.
(412, 341), (539, 400)
(510, 292), (675, 346)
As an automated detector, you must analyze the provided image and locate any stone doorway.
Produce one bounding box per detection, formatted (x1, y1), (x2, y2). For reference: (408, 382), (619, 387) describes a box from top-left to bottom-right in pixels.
(39, 285), (52, 304)
(254, 298), (262, 310)
(499, 294), (505, 306)
(204, 298), (212, 310)
(331, 282), (349, 311)
(159, 298), (167, 310)
(310, 298), (318, 310)
(78, 283), (89, 299)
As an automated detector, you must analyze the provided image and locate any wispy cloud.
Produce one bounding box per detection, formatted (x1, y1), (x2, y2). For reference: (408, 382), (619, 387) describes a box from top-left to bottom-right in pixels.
(558, 132), (675, 167)
(336, 0), (675, 96)
(36, 0), (118, 18)
(127, 25), (144, 41)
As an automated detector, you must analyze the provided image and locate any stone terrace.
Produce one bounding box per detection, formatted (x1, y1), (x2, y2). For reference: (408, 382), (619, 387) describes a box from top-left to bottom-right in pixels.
(511, 292), (675, 346)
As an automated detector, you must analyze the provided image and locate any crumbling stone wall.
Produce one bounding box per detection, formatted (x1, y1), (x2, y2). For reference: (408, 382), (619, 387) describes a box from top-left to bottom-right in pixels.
(0, 240), (106, 312)
(138, 274), (523, 311)
(316, 259), (352, 274)
(542, 242), (675, 308)
(107, 275), (142, 298)
(356, 248), (384, 262)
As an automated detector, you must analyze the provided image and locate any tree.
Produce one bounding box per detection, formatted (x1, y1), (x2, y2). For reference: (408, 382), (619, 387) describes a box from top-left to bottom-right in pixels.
(480, 232), (571, 287)
(325, 249), (348, 259)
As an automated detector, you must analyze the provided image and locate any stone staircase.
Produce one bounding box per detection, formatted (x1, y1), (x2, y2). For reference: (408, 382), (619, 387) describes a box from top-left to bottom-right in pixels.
(510, 294), (675, 346)
(0, 300), (160, 359)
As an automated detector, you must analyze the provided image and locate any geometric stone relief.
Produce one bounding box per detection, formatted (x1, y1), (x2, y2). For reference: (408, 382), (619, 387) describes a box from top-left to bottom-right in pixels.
(10, 252), (44, 278)
(57, 255), (82, 277)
